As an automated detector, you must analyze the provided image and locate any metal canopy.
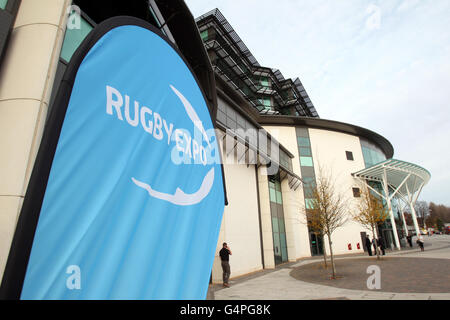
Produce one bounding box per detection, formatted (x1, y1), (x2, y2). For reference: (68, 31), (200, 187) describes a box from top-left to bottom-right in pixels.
(352, 159), (431, 250)
(352, 159), (430, 197)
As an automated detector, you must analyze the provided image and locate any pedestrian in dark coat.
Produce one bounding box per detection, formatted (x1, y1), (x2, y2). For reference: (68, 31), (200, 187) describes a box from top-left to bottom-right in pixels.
(417, 234), (425, 252)
(406, 234), (413, 247)
(219, 242), (232, 287)
(372, 237), (378, 255)
(377, 237), (385, 255)
(365, 235), (372, 256)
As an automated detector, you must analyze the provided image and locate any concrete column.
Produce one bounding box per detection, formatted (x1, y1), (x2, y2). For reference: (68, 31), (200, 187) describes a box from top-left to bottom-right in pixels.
(401, 209), (409, 236)
(280, 178), (303, 262)
(409, 203), (421, 237)
(0, 0), (70, 281)
(381, 169), (401, 250)
(256, 166), (275, 269)
(387, 199), (401, 250)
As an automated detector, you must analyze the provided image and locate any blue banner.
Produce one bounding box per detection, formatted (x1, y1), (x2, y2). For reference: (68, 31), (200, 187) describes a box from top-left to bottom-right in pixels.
(20, 24), (225, 299)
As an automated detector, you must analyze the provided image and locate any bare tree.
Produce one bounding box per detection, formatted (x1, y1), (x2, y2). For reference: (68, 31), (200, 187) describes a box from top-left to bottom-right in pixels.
(352, 184), (389, 260)
(305, 199), (328, 269)
(414, 201), (429, 229)
(306, 167), (348, 279)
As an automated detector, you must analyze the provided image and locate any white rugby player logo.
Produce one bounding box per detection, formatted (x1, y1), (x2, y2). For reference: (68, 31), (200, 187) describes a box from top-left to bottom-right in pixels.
(131, 85), (214, 206)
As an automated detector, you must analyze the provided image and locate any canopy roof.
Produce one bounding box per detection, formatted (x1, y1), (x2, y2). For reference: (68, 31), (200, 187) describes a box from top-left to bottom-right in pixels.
(352, 158), (430, 196)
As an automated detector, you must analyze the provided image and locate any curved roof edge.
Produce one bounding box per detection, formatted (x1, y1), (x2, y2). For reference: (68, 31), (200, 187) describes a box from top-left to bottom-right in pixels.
(258, 115), (394, 159)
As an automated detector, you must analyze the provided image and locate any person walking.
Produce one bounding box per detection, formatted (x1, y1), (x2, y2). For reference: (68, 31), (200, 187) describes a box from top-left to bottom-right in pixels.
(372, 237), (378, 256)
(219, 242), (232, 287)
(417, 234), (425, 251)
(377, 237), (385, 255)
(406, 234), (413, 248)
(365, 235), (373, 256)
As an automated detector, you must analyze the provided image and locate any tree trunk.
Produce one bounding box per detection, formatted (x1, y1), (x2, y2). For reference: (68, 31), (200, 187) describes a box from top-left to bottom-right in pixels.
(327, 232), (336, 279)
(321, 233), (327, 268)
(372, 225), (380, 260)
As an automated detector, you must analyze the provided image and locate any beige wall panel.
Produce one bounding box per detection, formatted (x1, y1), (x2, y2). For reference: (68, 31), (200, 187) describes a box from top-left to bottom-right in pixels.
(0, 196), (23, 280)
(14, 0), (69, 28)
(308, 128), (370, 256)
(0, 0), (69, 282)
(263, 125), (312, 259)
(257, 166), (275, 269)
(0, 99), (42, 196)
(281, 179), (311, 260)
(211, 150), (263, 283)
(0, 24), (59, 102)
(263, 126), (301, 176)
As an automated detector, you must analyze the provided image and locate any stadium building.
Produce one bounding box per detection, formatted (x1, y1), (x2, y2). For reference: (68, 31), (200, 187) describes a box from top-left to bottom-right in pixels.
(0, 0), (430, 286)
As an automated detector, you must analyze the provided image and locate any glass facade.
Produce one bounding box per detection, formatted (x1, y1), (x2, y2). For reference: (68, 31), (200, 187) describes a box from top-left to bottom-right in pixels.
(196, 9), (319, 117)
(259, 97), (272, 110)
(200, 29), (208, 41)
(257, 76), (270, 88)
(360, 138), (386, 168)
(216, 97), (258, 147)
(296, 127), (323, 256)
(268, 174), (288, 265)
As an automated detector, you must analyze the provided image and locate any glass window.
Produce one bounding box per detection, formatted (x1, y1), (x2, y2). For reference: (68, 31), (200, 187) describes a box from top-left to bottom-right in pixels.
(273, 233), (280, 251)
(305, 198), (315, 209)
(200, 30), (208, 41)
(272, 217), (279, 232)
(352, 187), (361, 197)
(60, 15), (93, 62)
(299, 147), (311, 156)
(279, 218), (285, 233)
(303, 179), (316, 197)
(260, 77), (269, 87)
(226, 117), (237, 130)
(300, 156), (313, 167)
(346, 151), (354, 161)
(276, 190), (283, 204)
(297, 137), (310, 147)
(259, 97), (271, 107)
(281, 246), (288, 262)
(280, 233), (287, 248)
(269, 188), (277, 203)
(275, 180), (281, 191)
(362, 147), (373, 167)
(216, 110), (226, 124)
(0, 0), (7, 10)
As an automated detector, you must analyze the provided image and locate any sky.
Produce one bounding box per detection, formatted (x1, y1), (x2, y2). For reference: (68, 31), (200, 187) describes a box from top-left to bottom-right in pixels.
(185, 0), (450, 206)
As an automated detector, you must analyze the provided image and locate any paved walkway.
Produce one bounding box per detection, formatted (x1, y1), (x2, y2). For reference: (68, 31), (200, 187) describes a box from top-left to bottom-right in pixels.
(210, 235), (450, 300)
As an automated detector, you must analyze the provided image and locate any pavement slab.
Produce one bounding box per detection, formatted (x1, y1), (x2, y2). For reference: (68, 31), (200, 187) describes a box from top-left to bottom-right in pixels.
(212, 235), (450, 300)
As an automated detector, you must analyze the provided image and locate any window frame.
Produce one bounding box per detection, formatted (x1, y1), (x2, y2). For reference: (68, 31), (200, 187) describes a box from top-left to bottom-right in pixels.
(346, 151), (354, 161)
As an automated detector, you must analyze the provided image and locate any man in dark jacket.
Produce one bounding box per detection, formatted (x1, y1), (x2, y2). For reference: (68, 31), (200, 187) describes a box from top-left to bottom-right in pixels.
(219, 242), (232, 287)
(377, 237), (386, 255)
(365, 235), (372, 256)
(406, 234), (413, 247)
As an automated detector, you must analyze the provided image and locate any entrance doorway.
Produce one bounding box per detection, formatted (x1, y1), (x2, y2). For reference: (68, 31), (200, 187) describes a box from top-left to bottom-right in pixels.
(269, 174), (288, 265)
(310, 232), (323, 256)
